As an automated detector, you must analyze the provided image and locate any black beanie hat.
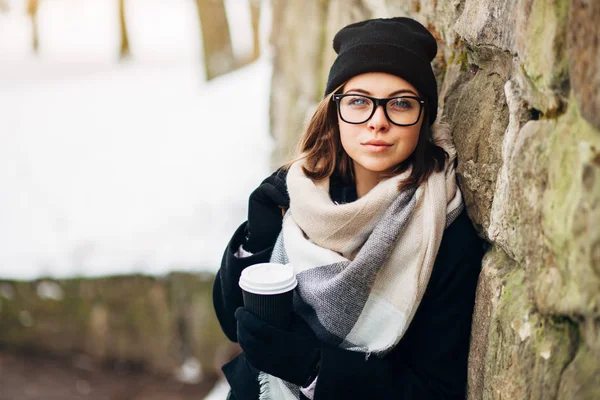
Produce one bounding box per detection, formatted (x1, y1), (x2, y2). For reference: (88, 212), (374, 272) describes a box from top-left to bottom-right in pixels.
(324, 17), (438, 125)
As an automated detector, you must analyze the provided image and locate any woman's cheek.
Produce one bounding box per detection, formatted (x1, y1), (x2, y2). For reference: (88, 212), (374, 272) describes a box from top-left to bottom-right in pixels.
(339, 127), (358, 158)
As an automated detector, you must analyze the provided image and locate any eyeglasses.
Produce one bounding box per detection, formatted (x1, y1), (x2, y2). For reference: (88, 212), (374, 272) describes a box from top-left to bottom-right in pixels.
(332, 94), (426, 126)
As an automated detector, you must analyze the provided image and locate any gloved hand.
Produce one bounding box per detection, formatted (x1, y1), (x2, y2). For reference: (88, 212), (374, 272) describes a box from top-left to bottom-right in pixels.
(244, 168), (289, 253)
(235, 307), (321, 386)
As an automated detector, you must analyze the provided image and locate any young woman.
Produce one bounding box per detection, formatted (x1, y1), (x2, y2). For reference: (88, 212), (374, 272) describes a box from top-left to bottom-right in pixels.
(213, 17), (484, 400)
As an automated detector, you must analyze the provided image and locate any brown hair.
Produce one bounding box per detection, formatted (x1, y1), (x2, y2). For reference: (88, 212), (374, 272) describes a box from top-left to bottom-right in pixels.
(284, 86), (448, 192)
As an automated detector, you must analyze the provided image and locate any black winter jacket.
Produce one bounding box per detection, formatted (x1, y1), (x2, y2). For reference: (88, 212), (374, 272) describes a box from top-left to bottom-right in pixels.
(213, 174), (485, 400)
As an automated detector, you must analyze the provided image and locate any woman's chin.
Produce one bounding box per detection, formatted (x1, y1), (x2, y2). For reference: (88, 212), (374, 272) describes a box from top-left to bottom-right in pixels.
(355, 159), (398, 174)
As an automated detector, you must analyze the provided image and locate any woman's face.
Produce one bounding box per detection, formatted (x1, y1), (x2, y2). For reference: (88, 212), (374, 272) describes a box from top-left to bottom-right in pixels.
(337, 72), (424, 180)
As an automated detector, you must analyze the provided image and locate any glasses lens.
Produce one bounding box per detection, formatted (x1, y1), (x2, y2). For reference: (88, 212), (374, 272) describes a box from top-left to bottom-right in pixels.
(386, 97), (421, 125)
(339, 95), (374, 123)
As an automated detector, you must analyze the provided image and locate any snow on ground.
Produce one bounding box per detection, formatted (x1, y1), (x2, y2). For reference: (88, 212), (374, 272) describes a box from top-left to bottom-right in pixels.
(0, 0), (274, 280)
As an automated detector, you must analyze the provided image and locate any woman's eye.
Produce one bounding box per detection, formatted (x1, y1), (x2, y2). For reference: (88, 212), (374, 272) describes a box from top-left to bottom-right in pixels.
(390, 99), (412, 110)
(347, 97), (370, 107)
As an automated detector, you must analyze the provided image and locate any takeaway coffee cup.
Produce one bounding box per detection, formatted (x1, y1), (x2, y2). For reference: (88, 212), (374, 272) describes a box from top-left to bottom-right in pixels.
(239, 263), (297, 330)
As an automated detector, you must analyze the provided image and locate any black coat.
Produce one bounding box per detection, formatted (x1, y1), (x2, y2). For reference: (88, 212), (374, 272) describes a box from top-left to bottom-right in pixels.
(213, 175), (485, 400)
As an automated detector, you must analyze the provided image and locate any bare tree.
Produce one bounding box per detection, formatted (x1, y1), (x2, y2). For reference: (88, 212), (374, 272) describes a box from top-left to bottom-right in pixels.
(195, 0), (235, 80)
(119, 0), (130, 59)
(26, 0), (39, 54)
(249, 0), (261, 62)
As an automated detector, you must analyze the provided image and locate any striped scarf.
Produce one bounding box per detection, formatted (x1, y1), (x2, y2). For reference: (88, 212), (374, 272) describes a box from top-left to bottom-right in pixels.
(260, 123), (463, 399)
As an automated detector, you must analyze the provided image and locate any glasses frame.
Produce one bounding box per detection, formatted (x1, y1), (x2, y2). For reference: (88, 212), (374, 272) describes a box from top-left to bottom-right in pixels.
(332, 93), (427, 127)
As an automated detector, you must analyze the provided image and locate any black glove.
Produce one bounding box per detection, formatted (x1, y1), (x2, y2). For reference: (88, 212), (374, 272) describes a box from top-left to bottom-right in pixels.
(235, 307), (321, 387)
(244, 168), (289, 253)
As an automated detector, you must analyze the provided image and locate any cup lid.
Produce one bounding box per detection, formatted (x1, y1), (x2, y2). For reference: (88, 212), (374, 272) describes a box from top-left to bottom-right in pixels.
(239, 263), (297, 295)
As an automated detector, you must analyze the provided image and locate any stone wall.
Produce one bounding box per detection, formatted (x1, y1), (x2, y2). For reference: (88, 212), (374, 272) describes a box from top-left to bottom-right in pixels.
(269, 0), (599, 398)
(0, 273), (232, 380)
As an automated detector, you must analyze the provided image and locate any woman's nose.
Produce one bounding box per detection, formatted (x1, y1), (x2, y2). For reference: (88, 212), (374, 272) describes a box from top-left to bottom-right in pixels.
(367, 105), (390, 132)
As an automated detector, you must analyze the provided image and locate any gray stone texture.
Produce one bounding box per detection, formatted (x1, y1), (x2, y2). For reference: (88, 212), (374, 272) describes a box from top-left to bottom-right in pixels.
(469, 248), (578, 400)
(568, 0), (600, 130)
(270, 0), (599, 398)
(0, 273), (229, 378)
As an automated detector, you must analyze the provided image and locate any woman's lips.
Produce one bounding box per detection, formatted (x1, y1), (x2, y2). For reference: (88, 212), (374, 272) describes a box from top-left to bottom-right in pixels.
(362, 143), (393, 152)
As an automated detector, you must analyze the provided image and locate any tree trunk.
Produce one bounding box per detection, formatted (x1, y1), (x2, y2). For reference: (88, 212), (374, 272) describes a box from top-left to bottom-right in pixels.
(119, 0), (130, 59)
(195, 0), (235, 81)
(0, 0), (10, 12)
(27, 0), (39, 54)
(249, 0), (261, 62)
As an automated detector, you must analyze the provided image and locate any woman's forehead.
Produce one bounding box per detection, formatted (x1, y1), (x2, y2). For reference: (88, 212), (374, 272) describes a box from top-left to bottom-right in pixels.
(344, 72), (419, 96)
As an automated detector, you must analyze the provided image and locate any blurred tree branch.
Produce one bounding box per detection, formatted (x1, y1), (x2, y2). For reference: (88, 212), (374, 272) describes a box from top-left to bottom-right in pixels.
(26, 0), (39, 54)
(119, 0), (131, 59)
(249, 0), (261, 62)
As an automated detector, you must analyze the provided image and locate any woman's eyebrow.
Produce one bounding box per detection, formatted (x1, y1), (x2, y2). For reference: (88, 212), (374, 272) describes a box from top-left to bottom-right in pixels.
(343, 88), (371, 95)
(388, 89), (419, 97)
(343, 88), (419, 96)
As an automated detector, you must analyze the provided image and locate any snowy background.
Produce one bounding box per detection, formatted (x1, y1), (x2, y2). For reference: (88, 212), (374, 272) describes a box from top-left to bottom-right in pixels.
(0, 0), (274, 280)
